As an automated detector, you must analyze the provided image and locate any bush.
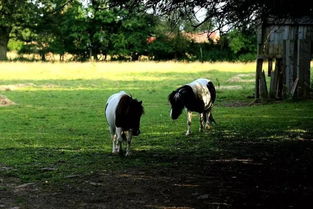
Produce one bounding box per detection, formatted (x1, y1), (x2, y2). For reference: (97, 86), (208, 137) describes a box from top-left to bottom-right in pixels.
(237, 53), (256, 62)
(187, 42), (236, 62)
(8, 39), (23, 51)
(147, 34), (190, 60)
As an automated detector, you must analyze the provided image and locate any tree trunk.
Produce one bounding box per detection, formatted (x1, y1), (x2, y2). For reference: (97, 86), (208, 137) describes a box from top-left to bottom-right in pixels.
(131, 53), (139, 61)
(40, 52), (46, 61)
(60, 53), (64, 61)
(93, 52), (99, 61)
(0, 26), (11, 61)
(255, 58), (263, 99)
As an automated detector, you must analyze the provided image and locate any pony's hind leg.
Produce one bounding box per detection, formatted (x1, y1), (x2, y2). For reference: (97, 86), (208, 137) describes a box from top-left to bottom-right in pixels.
(125, 131), (133, 156)
(199, 113), (205, 132)
(205, 111), (215, 129)
(209, 113), (216, 125)
(186, 111), (192, 136)
(115, 127), (123, 153)
(109, 127), (118, 154)
(111, 134), (117, 153)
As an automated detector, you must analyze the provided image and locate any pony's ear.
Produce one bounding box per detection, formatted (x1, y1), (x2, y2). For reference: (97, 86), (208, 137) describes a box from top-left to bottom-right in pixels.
(139, 100), (142, 104)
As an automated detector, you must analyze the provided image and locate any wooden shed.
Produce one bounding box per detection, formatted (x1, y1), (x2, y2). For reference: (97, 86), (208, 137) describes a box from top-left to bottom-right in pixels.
(256, 17), (313, 100)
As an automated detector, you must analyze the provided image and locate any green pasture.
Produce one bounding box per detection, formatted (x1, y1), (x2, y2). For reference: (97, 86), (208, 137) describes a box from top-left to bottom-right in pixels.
(0, 61), (312, 183)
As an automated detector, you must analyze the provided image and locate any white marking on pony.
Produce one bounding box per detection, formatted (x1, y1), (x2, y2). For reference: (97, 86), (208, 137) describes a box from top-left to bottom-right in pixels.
(199, 113), (204, 132)
(174, 92), (180, 100)
(186, 79), (215, 134)
(115, 127), (124, 153)
(187, 78), (212, 110)
(105, 91), (142, 156)
(169, 78), (216, 135)
(125, 130), (133, 156)
(186, 111), (192, 136)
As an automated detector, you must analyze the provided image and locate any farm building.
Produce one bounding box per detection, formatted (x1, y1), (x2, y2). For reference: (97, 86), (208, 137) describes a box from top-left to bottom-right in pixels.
(256, 17), (313, 100)
(182, 31), (220, 43)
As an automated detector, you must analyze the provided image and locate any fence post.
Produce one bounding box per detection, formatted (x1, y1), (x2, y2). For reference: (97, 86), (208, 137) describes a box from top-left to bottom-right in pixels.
(255, 58), (263, 99)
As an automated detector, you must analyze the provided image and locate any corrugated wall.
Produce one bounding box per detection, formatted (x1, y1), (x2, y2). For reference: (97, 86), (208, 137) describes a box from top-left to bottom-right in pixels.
(256, 18), (313, 99)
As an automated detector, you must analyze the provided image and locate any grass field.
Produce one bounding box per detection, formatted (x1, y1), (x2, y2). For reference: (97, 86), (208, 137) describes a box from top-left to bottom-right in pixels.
(0, 61), (313, 209)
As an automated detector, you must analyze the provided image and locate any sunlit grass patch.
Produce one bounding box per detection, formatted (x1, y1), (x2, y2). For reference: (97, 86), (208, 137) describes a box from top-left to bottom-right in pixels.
(0, 61), (312, 183)
(0, 61), (255, 81)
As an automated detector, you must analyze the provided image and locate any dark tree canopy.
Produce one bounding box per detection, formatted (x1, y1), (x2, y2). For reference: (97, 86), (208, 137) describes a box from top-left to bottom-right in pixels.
(2, 0), (312, 61)
(115, 0), (313, 31)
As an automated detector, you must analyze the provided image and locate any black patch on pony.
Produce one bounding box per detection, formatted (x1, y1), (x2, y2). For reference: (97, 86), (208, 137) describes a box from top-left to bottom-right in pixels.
(168, 85), (205, 119)
(115, 94), (144, 136)
(207, 81), (216, 124)
(207, 81), (216, 104)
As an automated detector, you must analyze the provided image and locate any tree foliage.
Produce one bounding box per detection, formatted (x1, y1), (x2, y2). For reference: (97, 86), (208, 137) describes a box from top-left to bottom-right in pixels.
(0, 0), (72, 60)
(1, 0), (264, 61)
(0, 0), (37, 60)
(126, 0), (313, 31)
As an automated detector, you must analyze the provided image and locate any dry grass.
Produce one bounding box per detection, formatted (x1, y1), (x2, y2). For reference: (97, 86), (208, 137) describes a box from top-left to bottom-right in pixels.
(0, 61), (256, 81)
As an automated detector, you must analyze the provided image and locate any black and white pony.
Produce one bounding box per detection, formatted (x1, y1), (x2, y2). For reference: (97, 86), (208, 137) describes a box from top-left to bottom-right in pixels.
(105, 91), (144, 156)
(168, 78), (216, 135)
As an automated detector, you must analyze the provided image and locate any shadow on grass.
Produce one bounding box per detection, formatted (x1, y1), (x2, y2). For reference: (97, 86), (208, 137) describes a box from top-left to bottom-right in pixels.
(1, 131), (313, 209)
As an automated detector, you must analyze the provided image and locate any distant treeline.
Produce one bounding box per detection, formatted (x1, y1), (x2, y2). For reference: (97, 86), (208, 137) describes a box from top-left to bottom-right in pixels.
(5, 1), (256, 62)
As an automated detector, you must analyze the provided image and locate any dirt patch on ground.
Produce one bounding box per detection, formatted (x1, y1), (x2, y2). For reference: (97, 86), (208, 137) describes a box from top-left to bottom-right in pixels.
(216, 85), (243, 90)
(220, 100), (254, 107)
(0, 83), (59, 91)
(0, 95), (15, 106)
(0, 83), (35, 91)
(227, 74), (254, 83)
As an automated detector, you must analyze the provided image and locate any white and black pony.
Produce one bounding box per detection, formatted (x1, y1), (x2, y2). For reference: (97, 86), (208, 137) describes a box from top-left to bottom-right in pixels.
(105, 91), (144, 156)
(168, 78), (216, 135)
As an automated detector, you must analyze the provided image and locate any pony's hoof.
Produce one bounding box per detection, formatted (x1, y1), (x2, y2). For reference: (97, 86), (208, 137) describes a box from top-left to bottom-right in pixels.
(185, 131), (191, 136)
(205, 124), (211, 130)
(112, 148), (120, 154)
(125, 151), (132, 157)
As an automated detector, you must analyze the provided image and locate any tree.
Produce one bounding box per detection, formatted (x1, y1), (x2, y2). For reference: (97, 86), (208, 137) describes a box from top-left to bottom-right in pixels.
(114, 0), (313, 32)
(0, 0), (36, 60)
(49, 0), (155, 61)
(146, 16), (191, 60)
(0, 0), (73, 60)
(116, 13), (156, 60)
(226, 28), (256, 61)
(49, 1), (90, 60)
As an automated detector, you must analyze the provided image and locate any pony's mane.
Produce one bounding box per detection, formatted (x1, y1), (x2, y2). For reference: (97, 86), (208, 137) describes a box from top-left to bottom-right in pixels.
(115, 94), (144, 128)
(168, 85), (191, 103)
(130, 98), (144, 115)
(169, 84), (207, 114)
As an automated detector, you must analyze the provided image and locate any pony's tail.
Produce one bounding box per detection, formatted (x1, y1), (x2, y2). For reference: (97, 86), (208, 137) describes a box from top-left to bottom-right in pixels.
(207, 81), (216, 104)
(209, 113), (217, 124)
